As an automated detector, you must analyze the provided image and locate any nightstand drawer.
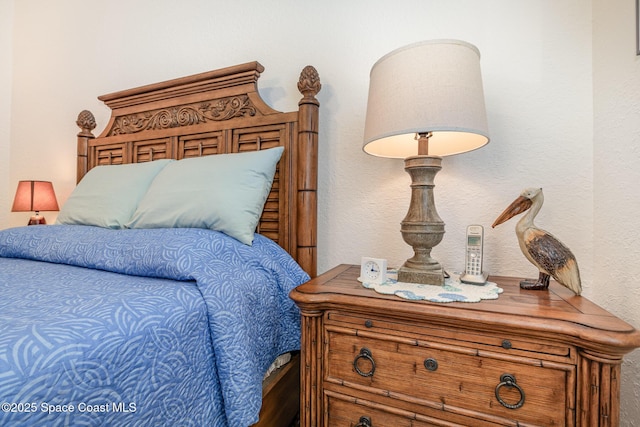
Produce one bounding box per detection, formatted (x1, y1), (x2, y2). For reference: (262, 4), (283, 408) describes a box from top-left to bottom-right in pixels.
(327, 311), (573, 362)
(325, 391), (498, 427)
(326, 393), (423, 427)
(325, 328), (574, 426)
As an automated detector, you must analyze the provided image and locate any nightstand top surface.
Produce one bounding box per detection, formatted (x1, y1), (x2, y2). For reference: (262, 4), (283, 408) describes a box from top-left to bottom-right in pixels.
(291, 264), (640, 356)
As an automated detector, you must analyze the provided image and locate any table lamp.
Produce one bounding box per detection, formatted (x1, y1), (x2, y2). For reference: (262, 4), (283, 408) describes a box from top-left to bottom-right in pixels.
(363, 39), (490, 285)
(11, 180), (59, 225)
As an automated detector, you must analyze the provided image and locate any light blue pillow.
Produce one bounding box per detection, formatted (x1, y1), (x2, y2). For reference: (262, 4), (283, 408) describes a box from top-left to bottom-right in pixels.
(126, 147), (284, 245)
(56, 159), (174, 229)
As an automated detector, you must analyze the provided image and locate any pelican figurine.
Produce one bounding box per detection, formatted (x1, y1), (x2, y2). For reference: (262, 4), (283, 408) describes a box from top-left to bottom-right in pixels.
(492, 187), (582, 295)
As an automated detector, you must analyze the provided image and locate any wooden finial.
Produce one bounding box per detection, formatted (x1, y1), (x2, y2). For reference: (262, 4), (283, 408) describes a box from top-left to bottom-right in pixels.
(76, 110), (96, 137)
(297, 66), (321, 102)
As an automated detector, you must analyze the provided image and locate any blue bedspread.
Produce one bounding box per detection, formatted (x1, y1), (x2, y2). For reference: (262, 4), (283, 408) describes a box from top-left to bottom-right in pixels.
(0, 225), (308, 427)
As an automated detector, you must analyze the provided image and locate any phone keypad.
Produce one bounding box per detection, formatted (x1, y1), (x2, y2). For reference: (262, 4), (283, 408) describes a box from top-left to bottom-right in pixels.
(466, 249), (482, 275)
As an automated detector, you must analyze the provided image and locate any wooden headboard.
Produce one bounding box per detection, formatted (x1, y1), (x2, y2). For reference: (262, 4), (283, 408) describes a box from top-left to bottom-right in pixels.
(75, 62), (320, 277)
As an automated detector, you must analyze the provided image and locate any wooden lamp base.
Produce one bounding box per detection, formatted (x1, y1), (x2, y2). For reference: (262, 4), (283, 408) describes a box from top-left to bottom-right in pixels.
(398, 154), (445, 286)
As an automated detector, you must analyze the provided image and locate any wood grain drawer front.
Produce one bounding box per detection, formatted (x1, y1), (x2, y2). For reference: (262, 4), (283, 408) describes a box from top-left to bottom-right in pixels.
(325, 328), (575, 426)
(326, 390), (500, 427)
(327, 312), (573, 363)
(327, 393), (427, 427)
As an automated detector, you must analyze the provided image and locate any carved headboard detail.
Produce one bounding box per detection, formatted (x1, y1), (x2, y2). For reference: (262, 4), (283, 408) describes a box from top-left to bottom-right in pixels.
(76, 62), (320, 277)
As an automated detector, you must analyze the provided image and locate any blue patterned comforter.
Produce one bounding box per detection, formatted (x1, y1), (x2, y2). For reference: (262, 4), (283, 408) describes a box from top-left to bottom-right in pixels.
(0, 225), (308, 427)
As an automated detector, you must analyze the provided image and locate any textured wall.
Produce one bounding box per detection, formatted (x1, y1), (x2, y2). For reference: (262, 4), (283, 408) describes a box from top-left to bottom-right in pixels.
(4, 0), (639, 421)
(593, 0), (640, 424)
(0, 0), (13, 229)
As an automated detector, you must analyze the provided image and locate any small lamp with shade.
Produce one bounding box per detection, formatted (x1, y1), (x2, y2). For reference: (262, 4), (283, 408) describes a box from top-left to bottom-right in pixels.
(362, 39), (490, 286)
(11, 180), (59, 225)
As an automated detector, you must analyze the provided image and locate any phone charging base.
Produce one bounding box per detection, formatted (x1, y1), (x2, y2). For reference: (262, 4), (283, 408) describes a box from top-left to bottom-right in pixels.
(460, 272), (489, 285)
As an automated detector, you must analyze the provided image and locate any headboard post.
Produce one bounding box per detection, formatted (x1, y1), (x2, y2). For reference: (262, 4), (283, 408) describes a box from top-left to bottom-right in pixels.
(296, 66), (321, 278)
(76, 110), (96, 183)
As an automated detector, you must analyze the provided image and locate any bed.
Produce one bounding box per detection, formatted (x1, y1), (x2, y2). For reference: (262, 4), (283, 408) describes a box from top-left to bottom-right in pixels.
(0, 61), (320, 427)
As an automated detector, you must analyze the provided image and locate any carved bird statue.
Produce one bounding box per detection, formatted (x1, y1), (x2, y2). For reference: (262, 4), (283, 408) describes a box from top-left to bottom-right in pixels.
(491, 187), (582, 295)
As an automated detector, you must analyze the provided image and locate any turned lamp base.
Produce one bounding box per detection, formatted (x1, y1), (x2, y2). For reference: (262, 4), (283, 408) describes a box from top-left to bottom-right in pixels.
(27, 212), (47, 225)
(397, 153), (445, 286)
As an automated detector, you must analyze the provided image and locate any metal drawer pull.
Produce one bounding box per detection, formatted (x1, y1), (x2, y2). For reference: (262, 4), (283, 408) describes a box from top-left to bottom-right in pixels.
(424, 358), (438, 371)
(355, 416), (372, 427)
(353, 348), (376, 377)
(495, 373), (525, 409)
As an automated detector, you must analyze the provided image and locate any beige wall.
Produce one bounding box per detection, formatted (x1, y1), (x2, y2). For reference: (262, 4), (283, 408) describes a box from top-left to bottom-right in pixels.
(3, 0), (639, 422)
(593, 0), (640, 423)
(0, 0), (13, 227)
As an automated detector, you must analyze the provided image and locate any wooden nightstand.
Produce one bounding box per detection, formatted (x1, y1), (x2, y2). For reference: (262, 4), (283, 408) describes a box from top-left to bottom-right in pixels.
(290, 264), (640, 427)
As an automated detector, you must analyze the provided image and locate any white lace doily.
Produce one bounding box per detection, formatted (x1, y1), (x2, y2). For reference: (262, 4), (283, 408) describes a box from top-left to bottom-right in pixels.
(359, 269), (503, 303)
